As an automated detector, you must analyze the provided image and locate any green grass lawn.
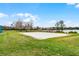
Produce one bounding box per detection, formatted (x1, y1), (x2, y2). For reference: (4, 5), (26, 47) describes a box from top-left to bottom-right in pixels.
(0, 31), (79, 56)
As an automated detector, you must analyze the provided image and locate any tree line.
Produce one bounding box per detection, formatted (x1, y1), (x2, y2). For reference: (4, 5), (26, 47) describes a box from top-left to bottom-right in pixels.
(3, 19), (79, 32)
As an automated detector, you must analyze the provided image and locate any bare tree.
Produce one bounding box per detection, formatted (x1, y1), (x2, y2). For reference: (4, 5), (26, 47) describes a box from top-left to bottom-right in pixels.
(29, 19), (33, 30)
(13, 19), (23, 30)
(11, 17), (34, 31)
(23, 19), (33, 30)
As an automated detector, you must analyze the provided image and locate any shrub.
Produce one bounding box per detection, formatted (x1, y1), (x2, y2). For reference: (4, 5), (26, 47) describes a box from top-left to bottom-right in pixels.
(68, 31), (77, 34)
(55, 31), (65, 33)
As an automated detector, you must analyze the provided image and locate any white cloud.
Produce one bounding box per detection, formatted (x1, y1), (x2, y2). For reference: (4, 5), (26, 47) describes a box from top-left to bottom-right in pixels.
(24, 13), (38, 21)
(67, 3), (79, 8)
(48, 20), (56, 24)
(64, 20), (79, 27)
(75, 4), (79, 8)
(23, 13), (39, 22)
(3, 21), (12, 26)
(24, 13), (32, 17)
(14, 13), (39, 22)
(23, 18), (31, 22)
(23, 15), (38, 22)
(0, 13), (8, 18)
(0, 13), (39, 26)
(7, 21), (12, 26)
(16, 13), (24, 17)
(67, 3), (76, 5)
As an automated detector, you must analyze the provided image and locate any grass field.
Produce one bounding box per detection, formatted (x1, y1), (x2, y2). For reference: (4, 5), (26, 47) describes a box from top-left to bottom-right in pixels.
(0, 31), (79, 56)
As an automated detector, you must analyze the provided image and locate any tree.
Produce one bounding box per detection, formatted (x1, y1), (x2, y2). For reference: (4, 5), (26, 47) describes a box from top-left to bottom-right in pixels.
(11, 18), (34, 31)
(29, 19), (33, 30)
(13, 19), (23, 30)
(23, 20), (33, 30)
(4, 25), (10, 30)
(55, 21), (60, 31)
(59, 20), (65, 31)
(55, 20), (65, 32)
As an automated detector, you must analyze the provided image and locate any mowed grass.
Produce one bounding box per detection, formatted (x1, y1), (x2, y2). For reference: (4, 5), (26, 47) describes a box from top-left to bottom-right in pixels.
(0, 31), (79, 56)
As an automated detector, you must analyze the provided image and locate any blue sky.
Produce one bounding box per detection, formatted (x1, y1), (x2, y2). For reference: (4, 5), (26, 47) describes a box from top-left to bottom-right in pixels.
(0, 3), (79, 27)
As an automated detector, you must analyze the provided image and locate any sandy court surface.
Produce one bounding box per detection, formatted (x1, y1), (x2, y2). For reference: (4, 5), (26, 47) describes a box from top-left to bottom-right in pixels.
(20, 32), (68, 39)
